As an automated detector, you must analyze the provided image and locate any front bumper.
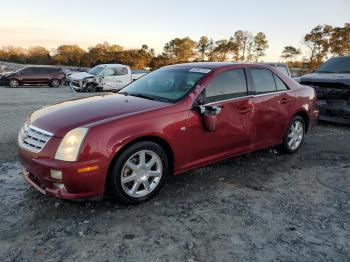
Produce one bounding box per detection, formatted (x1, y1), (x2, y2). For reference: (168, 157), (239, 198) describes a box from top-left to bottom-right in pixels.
(19, 143), (108, 199)
(70, 81), (82, 92)
(317, 100), (350, 124)
(0, 77), (9, 86)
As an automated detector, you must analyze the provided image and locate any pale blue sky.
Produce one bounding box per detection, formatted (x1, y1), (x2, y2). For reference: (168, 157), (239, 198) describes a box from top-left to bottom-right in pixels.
(1, 0), (349, 60)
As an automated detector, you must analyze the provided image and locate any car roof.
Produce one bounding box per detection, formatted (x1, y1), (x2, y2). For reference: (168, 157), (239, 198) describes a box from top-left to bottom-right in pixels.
(262, 62), (288, 67)
(98, 64), (128, 68)
(165, 62), (273, 70)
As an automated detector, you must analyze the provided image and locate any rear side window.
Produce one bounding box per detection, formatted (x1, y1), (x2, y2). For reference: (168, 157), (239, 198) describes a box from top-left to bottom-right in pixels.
(273, 74), (288, 91)
(206, 69), (247, 103)
(114, 67), (128, 75)
(250, 68), (276, 94)
(275, 65), (289, 76)
(37, 68), (49, 73)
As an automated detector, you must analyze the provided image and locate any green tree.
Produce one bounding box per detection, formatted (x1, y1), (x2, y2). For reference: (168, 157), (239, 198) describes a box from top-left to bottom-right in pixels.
(196, 36), (214, 61)
(281, 46), (301, 61)
(163, 37), (196, 62)
(253, 32), (269, 62)
(54, 45), (86, 66)
(149, 55), (174, 69)
(27, 46), (51, 64)
(1, 46), (27, 63)
(208, 39), (238, 61)
(329, 23), (350, 56)
(304, 25), (332, 66)
(231, 30), (253, 61)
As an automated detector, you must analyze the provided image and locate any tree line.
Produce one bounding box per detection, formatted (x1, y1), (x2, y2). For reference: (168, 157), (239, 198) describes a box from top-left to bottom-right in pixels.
(0, 22), (348, 70)
(280, 22), (349, 71)
(0, 31), (269, 69)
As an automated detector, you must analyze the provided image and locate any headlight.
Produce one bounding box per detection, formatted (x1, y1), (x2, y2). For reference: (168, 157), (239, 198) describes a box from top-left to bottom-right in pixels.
(54, 127), (88, 161)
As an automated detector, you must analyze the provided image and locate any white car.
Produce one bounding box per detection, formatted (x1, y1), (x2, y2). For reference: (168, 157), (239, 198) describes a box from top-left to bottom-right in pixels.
(69, 64), (148, 92)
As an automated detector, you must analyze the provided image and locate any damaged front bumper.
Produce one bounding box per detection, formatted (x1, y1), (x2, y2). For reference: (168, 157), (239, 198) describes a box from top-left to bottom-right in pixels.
(317, 99), (350, 124)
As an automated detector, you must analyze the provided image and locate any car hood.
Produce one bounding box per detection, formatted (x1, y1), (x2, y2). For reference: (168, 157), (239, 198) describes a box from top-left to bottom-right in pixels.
(29, 94), (170, 137)
(69, 72), (95, 81)
(300, 72), (350, 86)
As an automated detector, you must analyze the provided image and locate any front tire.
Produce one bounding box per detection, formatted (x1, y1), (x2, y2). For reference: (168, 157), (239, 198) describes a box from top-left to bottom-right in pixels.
(50, 79), (61, 88)
(280, 115), (305, 154)
(9, 79), (19, 88)
(108, 141), (169, 204)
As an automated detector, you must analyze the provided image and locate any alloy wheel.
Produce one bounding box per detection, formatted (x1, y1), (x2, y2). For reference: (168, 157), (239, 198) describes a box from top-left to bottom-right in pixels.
(121, 150), (163, 198)
(287, 120), (304, 150)
(51, 79), (60, 87)
(9, 79), (19, 88)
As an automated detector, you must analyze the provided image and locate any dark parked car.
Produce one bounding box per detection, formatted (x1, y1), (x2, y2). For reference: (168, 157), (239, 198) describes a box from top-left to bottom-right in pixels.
(18, 63), (318, 204)
(2, 66), (65, 88)
(297, 56), (350, 124)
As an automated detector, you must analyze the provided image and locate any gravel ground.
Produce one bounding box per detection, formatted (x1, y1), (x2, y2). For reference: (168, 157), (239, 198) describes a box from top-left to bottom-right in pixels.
(0, 86), (349, 262)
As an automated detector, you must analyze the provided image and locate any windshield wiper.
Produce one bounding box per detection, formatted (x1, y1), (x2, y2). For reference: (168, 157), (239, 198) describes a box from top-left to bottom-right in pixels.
(120, 92), (156, 101)
(316, 70), (334, 73)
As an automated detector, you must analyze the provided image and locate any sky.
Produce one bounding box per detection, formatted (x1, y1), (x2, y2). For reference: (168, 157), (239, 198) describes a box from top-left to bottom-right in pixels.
(0, 0), (349, 61)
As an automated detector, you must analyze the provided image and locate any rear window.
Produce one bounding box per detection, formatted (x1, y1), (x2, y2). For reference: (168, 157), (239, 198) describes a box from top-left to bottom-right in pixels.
(250, 68), (276, 94)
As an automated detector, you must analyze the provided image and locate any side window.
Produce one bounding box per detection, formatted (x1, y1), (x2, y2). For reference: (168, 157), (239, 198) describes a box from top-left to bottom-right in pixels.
(104, 69), (115, 77)
(21, 67), (33, 74)
(205, 69), (247, 103)
(250, 68), (276, 94)
(114, 67), (128, 75)
(273, 74), (288, 91)
(38, 68), (49, 74)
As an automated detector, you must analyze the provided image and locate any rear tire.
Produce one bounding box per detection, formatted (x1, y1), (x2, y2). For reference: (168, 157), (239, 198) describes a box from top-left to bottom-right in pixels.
(9, 79), (19, 88)
(50, 79), (61, 88)
(108, 141), (169, 204)
(279, 115), (305, 154)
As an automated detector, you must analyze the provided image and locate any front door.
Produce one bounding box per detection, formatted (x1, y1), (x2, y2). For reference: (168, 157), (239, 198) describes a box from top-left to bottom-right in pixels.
(186, 68), (256, 168)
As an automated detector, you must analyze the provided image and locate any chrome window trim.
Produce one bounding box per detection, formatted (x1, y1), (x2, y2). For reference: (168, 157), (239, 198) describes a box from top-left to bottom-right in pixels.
(253, 90), (290, 98)
(204, 90), (291, 106)
(205, 95), (254, 106)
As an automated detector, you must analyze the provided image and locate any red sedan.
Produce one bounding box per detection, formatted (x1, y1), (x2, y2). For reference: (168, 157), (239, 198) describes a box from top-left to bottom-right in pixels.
(18, 63), (319, 204)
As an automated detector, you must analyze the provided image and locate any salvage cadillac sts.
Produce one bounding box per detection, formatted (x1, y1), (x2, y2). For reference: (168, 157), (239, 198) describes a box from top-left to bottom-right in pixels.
(18, 63), (319, 204)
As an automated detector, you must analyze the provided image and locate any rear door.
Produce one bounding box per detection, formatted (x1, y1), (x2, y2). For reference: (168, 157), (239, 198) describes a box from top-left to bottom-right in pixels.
(247, 68), (295, 148)
(187, 68), (256, 167)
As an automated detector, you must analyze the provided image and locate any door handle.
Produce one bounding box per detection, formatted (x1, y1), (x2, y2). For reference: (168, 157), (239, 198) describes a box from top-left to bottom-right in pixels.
(238, 106), (254, 114)
(279, 98), (292, 104)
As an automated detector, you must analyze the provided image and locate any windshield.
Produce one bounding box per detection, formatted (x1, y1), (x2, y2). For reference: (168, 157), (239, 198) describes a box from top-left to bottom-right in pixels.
(120, 67), (209, 102)
(316, 57), (350, 73)
(88, 66), (105, 75)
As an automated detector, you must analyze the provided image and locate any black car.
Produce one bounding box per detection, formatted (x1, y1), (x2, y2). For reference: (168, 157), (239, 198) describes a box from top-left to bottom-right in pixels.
(1, 66), (65, 88)
(297, 56), (350, 124)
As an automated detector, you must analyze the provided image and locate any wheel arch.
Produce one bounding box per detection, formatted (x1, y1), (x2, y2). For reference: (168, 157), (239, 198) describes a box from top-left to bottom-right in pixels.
(294, 110), (309, 133)
(105, 135), (175, 191)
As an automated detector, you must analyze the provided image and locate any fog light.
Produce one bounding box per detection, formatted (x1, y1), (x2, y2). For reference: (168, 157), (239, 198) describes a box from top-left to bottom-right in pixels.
(50, 170), (62, 180)
(53, 183), (66, 190)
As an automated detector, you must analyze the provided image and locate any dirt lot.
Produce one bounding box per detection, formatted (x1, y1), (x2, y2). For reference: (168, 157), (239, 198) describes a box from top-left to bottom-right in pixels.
(0, 86), (349, 262)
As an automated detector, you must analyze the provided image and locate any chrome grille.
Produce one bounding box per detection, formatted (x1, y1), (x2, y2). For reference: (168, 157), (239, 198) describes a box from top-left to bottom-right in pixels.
(18, 123), (53, 153)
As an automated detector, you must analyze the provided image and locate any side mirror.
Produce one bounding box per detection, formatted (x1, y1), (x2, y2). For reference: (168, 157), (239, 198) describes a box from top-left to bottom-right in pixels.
(198, 105), (223, 132)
